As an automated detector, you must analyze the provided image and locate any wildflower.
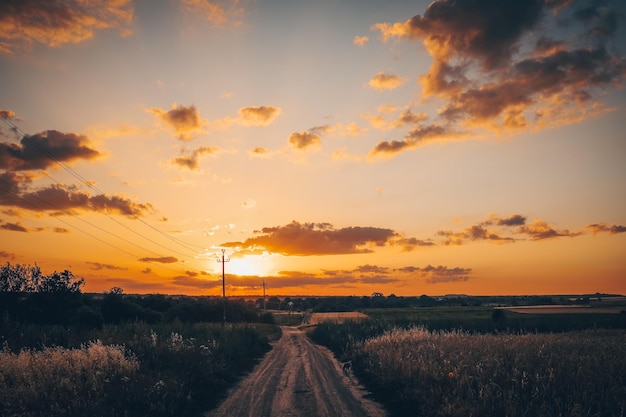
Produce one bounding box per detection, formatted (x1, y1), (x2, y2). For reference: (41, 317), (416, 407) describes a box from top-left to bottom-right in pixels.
(448, 371), (455, 378)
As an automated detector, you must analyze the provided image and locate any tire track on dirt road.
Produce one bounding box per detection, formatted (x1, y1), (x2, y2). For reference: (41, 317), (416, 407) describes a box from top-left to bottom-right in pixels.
(206, 326), (386, 417)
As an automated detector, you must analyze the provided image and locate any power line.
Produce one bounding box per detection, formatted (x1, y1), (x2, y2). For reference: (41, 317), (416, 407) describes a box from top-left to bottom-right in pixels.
(0, 116), (215, 275)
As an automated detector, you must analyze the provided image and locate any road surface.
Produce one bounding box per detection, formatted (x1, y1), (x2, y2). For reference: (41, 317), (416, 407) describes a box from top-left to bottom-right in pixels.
(206, 326), (387, 417)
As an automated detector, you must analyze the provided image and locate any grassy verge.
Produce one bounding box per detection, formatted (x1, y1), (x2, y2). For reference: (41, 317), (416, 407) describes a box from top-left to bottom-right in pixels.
(0, 321), (274, 417)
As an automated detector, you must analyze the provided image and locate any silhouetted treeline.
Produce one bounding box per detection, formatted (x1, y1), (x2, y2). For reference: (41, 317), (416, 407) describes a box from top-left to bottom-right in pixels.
(0, 263), (273, 327)
(258, 293), (617, 313)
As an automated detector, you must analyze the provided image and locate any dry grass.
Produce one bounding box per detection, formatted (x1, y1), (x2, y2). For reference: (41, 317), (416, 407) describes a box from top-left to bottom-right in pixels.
(308, 312), (369, 325)
(0, 341), (138, 416)
(354, 327), (626, 417)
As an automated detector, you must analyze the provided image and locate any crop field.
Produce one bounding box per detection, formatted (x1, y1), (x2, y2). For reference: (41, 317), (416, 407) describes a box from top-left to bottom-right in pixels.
(311, 307), (626, 417)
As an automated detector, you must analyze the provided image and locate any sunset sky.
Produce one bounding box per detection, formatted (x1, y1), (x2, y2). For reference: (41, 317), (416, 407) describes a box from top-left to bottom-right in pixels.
(1, 0), (625, 297)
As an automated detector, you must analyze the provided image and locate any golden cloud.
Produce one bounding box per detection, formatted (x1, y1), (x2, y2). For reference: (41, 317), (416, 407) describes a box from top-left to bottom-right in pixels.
(0, 0), (133, 54)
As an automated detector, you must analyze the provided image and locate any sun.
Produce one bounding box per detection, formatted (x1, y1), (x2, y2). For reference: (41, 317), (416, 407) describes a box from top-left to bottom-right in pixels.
(223, 253), (276, 277)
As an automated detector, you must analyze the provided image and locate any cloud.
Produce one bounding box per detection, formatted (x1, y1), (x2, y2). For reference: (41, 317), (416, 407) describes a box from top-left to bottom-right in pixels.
(368, 123), (463, 159)
(353, 35), (369, 46)
(369, 0), (625, 158)
(248, 147), (271, 158)
(138, 256), (179, 264)
(395, 237), (436, 251)
(238, 106), (282, 126)
(52, 227), (70, 233)
(221, 221), (399, 256)
(87, 262), (127, 271)
(288, 132), (321, 152)
(242, 198), (256, 209)
(489, 213), (527, 227)
(0, 130), (100, 171)
(418, 264), (472, 283)
(180, 0), (247, 27)
(0, 172), (153, 217)
(0, 250), (17, 260)
(519, 218), (581, 240)
(0, 0), (133, 54)
(172, 146), (220, 170)
(0, 221), (28, 232)
(433, 214), (606, 245)
(148, 104), (206, 141)
(368, 72), (407, 91)
(0, 110), (17, 120)
(585, 223), (626, 235)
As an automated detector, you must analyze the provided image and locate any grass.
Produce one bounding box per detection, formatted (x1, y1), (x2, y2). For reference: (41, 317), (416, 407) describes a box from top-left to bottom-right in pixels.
(311, 308), (626, 417)
(0, 321), (274, 417)
(354, 327), (626, 417)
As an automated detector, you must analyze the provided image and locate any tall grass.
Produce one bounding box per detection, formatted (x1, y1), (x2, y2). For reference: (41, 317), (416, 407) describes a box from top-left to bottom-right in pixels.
(352, 327), (626, 417)
(0, 322), (273, 417)
(0, 341), (138, 416)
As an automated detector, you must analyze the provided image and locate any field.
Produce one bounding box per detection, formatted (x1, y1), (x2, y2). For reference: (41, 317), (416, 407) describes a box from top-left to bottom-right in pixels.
(311, 307), (626, 417)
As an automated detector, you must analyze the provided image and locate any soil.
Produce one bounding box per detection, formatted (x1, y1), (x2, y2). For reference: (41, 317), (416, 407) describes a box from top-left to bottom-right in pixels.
(205, 326), (387, 417)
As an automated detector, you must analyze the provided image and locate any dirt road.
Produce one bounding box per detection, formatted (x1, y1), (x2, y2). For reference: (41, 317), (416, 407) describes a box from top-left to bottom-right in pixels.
(206, 326), (386, 417)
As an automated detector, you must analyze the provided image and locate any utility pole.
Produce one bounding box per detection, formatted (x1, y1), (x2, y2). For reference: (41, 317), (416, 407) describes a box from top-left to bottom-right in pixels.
(262, 278), (266, 311)
(217, 249), (230, 326)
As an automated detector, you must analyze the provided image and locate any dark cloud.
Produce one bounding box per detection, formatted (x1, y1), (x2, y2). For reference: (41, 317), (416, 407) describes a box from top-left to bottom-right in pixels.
(0, 130), (100, 171)
(354, 264), (389, 274)
(87, 262), (127, 271)
(395, 237), (436, 251)
(0, 172), (152, 217)
(221, 221), (399, 256)
(370, 0), (625, 158)
(139, 256), (178, 264)
(419, 264), (472, 284)
(491, 214), (527, 227)
(0, 221), (28, 232)
(0, 0), (133, 54)
(0, 250), (17, 260)
(585, 223), (626, 235)
(369, 123), (458, 158)
(375, 0), (545, 69)
(573, 4), (619, 38)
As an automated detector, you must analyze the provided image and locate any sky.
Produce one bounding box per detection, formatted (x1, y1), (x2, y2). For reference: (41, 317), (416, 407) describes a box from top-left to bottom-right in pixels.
(1, 0), (625, 297)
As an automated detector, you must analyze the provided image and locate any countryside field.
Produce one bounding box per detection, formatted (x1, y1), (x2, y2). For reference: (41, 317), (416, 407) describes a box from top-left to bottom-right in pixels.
(311, 305), (626, 417)
(2, 263), (626, 416)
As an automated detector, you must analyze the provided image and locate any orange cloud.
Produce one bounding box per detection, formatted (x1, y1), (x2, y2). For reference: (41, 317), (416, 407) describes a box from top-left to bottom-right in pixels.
(180, 0), (246, 27)
(368, 72), (407, 91)
(138, 256), (179, 264)
(238, 106), (282, 126)
(288, 132), (321, 152)
(585, 223), (626, 235)
(221, 221), (399, 256)
(353, 35), (369, 46)
(0, 0), (133, 54)
(148, 104), (206, 141)
(172, 146), (220, 170)
(519, 218), (581, 240)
